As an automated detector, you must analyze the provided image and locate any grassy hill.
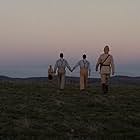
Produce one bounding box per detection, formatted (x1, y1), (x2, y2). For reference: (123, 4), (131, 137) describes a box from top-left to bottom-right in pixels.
(0, 76), (140, 140)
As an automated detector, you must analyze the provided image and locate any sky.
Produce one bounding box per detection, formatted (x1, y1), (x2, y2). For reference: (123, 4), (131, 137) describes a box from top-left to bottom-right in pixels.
(0, 0), (140, 77)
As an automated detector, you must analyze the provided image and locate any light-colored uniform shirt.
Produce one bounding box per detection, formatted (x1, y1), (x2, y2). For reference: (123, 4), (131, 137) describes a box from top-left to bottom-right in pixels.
(54, 58), (71, 73)
(73, 59), (91, 71)
(96, 53), (115, 74)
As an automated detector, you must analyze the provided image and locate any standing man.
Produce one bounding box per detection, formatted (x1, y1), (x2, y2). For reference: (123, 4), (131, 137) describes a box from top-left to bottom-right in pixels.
(72, 54), (91, 91)
(54, 53), (72, 90)
(96, 46), (115, 94)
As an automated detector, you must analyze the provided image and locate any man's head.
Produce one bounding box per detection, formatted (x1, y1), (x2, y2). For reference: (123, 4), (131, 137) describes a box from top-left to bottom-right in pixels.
(49, 65), (52, 68)
(60, 53), (63, 58)
(104, 46), (110, 54)
(83, 54), (86, 59)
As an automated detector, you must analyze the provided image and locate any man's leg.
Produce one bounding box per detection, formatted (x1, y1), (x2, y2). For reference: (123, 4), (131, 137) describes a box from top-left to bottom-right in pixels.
(101, 74), (106, 94)
(58, 73), (61, 89)
(60, 74), (65, 90)
(84, 70), (88, 89)
(80, 69), (85, 90)
(105, 74), (110, 93)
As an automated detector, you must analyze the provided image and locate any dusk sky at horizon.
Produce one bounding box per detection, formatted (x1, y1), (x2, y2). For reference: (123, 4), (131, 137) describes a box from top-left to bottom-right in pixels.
(0, 0), (140, 77)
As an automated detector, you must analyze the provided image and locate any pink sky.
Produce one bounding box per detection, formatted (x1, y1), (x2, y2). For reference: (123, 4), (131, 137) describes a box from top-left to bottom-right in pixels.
(0, 0), (140, 70)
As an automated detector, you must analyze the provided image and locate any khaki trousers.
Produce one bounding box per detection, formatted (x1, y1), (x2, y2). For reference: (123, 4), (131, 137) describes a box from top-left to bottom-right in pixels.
(58, 72), (65, 89)
(101, 74), (110, 85)
(80, 68), (88, 90)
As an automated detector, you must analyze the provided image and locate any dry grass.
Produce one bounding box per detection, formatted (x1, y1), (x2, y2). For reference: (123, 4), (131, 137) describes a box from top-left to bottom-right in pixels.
(0, 79), (140, 140)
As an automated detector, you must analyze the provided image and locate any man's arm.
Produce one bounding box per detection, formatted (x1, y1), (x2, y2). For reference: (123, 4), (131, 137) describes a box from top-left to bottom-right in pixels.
(111, 56), (115, 75)
(88, 62), (91, 76)
(72, 61), (80, 71)
(54, 61), (58, 73)
(96, 56), (101, 71)
(66, 60), (72, 72)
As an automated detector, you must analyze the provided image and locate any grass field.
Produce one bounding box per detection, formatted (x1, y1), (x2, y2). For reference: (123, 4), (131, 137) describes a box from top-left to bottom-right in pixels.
(0, 78), (140, 140)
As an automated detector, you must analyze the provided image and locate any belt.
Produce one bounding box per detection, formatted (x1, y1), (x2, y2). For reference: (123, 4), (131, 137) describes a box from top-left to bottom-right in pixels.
(58, 67), (65, 69)
(102, 65), (110, 66)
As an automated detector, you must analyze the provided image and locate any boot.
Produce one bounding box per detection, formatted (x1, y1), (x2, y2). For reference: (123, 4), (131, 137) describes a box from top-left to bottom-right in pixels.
(105, 85), (108, 94)
(102, 84), (106, 94)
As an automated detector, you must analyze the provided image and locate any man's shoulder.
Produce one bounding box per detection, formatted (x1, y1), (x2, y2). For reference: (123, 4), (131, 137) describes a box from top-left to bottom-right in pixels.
(99, 54), (104, 57)
(63, 59), (67, 62)
(79, 60), (86, 63)
(56, 59), (61, 62)
(86, 60), (90, 64)
(108, 54), (113, 58)
(82, 59), (90, 64)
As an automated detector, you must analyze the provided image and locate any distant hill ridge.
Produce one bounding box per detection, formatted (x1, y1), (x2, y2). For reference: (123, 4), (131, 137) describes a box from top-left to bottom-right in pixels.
(0, 75), (140, 85)
(0, 75), (140, 80)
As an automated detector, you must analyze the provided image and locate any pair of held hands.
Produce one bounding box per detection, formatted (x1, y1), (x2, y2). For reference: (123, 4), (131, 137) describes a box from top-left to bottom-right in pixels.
(48, 68), (91, 76)
(53, 68), (75, 74)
